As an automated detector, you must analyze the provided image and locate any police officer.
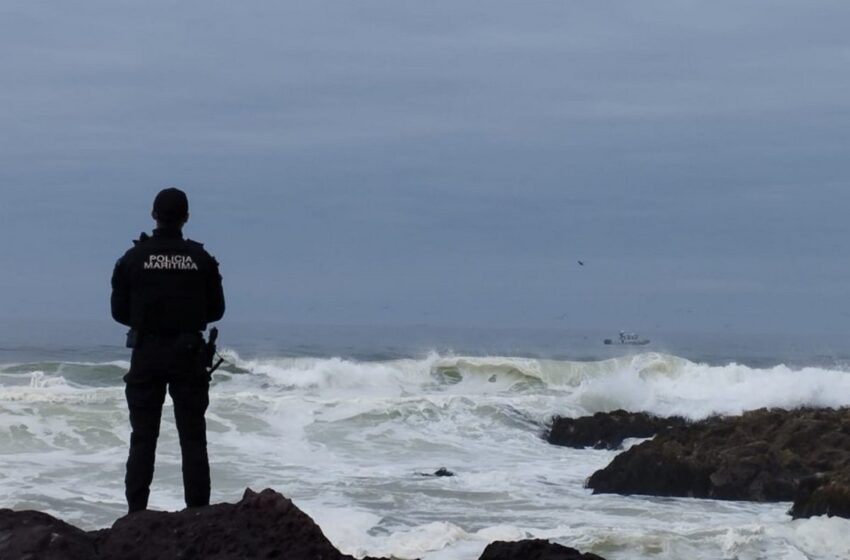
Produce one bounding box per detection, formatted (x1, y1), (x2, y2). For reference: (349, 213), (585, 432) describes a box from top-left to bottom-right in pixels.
(111, 188), (225, 512)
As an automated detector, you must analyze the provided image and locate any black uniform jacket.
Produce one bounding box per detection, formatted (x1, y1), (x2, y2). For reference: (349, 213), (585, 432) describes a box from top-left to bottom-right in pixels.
(111, 228), (225, 334)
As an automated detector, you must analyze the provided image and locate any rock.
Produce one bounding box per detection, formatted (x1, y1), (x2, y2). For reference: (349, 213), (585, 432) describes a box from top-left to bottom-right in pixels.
(547, 410), (688, 450)
(790, 472), (850, 519)
(96, 487), (372, 560)
(587, 407), (850, 511)
(0, 509), (96, 560)
(415, 467), (455, 477)
(479, 539), (607, 560)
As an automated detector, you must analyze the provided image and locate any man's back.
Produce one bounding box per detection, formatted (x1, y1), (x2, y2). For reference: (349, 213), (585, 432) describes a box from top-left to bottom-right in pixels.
(111, 229), (224, 335)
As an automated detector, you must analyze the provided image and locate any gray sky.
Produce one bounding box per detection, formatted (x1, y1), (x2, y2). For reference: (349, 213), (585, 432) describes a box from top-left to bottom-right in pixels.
(2, 1), (850, 334)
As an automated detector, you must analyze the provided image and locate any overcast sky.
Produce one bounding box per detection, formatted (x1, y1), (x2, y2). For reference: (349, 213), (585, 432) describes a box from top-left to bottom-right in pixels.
(1, 1), (849, 335)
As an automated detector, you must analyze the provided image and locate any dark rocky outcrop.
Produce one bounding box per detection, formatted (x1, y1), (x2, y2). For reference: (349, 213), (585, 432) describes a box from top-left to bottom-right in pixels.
(416, 467), (455, 477)
(96, 488), (384, 560)
(790, 472), (850, 519)
(587, 407), (850, 514)
(547, 410), (688, 450)
(0, 509), (96, 560)
(479, 539), (607, 560)
(0, 488), (608, 560)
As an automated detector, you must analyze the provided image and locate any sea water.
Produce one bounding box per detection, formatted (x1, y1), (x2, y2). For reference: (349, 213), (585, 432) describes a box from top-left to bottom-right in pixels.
(2, 321), (850, 560)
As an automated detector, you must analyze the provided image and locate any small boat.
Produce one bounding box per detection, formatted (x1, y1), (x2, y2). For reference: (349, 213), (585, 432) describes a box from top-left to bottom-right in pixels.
(604, 331), (650, 346)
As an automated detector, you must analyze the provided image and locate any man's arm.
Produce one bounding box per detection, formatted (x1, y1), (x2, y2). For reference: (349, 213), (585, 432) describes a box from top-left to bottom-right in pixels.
(111, 256), (132, 326)
(206, 255), (225, 323)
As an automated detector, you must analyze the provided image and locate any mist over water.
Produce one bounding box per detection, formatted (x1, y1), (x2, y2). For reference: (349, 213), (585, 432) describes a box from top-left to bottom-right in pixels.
(2, 322), (850, 559)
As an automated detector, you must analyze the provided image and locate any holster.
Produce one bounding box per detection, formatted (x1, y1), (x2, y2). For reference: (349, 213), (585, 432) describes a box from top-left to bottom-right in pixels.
(125, 328), (139, 349)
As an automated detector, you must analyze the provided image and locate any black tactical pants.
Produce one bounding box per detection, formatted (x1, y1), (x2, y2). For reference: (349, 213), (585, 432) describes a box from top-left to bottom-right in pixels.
(124, 334), (209, 513)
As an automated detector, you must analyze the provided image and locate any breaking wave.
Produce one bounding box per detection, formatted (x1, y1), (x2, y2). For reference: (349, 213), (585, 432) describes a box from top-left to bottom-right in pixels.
(5, 352), (848, 420)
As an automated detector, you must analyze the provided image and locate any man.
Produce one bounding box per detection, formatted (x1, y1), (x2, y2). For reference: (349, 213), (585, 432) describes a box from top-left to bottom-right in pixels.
(111, 188), (225, 513)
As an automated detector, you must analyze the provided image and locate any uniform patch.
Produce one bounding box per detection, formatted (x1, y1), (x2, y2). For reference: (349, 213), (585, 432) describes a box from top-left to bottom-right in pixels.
(144, 254), (199, 271)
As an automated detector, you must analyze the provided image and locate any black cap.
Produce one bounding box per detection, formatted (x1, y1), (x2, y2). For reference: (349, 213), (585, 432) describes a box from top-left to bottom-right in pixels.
(153, 188), (189, 221)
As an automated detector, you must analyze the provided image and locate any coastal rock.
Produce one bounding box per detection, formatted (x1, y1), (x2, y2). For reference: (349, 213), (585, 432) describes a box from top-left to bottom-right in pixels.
(479, 539), (607, 560)
(96, 487), (379, 560)
(790, 473), (850, 519)
(547, 410), (688, 450)
(416, 467), (455, 477)
(587, 407), (850, 511)
(0, 509), (96, 560)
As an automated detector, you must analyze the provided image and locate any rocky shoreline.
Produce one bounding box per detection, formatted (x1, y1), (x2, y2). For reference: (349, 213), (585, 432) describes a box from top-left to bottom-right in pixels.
(547, 409), (688, 450)
(548, 407), (850, 519)
(0, 488), (605, 560)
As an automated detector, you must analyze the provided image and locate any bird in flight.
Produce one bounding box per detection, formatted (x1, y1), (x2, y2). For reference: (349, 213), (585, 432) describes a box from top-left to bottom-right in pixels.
(577, 260), (585, 266)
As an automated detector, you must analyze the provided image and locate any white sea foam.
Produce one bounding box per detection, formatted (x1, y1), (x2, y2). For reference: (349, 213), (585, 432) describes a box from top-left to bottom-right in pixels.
(775, 516), (850, 560)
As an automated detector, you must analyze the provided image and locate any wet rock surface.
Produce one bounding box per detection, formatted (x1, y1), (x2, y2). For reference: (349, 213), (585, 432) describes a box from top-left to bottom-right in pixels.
(790, 472), (850, 519)
(587, 407), (850, 515)
(547, 410), (688, 450)
(0, 509), (96, 560)
(0, 488), (608, 559)
(415, 467), (455, 477)
(479, 539), (607, 560)
(97, 488), (379, 560)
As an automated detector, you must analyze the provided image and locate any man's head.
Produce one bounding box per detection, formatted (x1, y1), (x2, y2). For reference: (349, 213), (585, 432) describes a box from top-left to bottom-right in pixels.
(152, 187), (189, 228)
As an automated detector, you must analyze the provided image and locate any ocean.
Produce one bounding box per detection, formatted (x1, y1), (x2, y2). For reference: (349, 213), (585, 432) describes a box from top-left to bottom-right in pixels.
(2, 321), (850, 559)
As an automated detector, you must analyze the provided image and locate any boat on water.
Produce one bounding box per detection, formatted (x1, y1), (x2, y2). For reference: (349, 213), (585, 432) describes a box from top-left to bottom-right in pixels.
(604, 331), (650, 346)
